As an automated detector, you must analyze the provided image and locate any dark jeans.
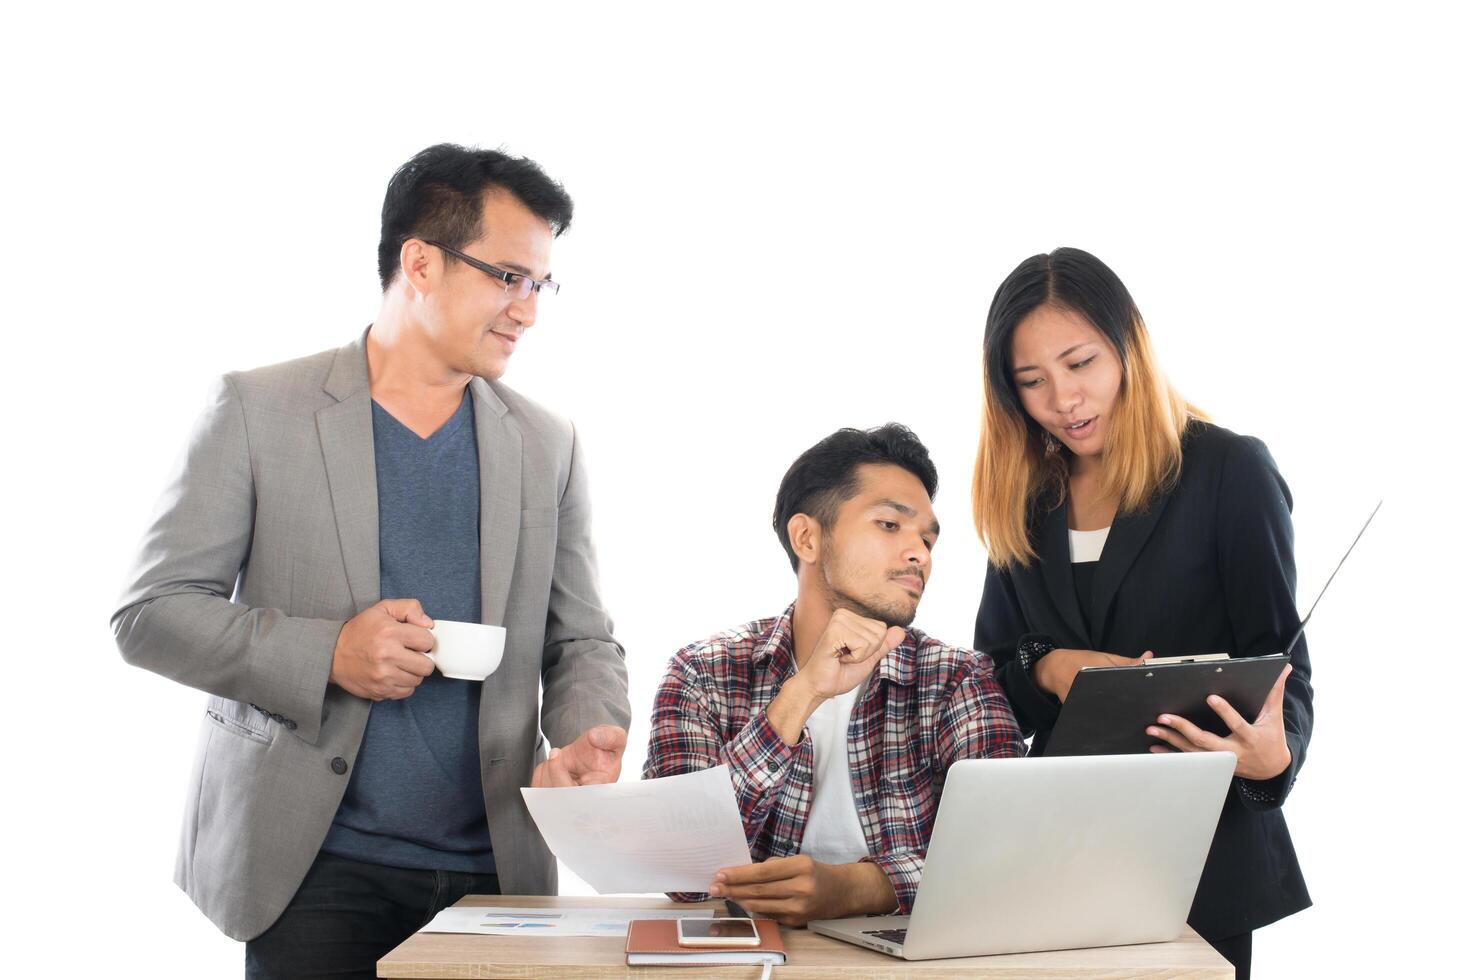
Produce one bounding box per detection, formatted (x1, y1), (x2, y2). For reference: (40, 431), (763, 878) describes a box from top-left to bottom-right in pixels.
(245, 850), (500, 980)
(1205, 930), (1252, 980)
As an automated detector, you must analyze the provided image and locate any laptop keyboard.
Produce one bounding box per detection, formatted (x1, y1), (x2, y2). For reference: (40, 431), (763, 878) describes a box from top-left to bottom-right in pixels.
(863, 928), (908, 944)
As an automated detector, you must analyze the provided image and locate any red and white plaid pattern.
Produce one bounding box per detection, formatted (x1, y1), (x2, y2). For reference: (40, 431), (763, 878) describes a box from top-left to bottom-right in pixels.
(643, 605), (1024, 912)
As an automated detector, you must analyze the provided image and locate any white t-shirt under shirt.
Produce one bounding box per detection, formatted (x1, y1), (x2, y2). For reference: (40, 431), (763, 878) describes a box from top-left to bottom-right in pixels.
(798, 685), (872, 865)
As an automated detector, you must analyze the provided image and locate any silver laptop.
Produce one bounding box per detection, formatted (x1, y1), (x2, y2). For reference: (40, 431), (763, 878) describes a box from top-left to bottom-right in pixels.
(809, 752), (1235, 960)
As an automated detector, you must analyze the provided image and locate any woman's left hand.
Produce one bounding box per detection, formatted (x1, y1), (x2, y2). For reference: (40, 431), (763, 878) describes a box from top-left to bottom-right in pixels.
(1147, 665), (1293, 780)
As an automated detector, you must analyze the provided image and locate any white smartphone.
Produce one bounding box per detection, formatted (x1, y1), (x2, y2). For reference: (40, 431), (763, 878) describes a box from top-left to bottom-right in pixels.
(675, 917), (760, 946)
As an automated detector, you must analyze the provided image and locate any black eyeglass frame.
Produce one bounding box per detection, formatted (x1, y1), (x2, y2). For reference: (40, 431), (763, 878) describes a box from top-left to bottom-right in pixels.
(422, 239), (560, 298)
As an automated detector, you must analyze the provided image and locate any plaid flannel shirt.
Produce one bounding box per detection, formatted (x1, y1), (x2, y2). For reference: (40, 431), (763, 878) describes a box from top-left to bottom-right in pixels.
(642, 605), (1024, 912)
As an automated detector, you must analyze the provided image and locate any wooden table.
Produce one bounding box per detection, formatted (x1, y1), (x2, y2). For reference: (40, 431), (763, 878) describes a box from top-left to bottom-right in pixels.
(378, 895), (1233, 978)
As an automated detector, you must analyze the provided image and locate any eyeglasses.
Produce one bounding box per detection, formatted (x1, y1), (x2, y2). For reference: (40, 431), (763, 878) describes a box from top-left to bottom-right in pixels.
(423, 240), (560, 299)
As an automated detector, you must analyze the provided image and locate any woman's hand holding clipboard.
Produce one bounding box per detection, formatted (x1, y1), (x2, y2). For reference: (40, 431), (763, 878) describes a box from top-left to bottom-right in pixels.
(1035, 647), (1154, 703)
(1147, 664), (1295, 780)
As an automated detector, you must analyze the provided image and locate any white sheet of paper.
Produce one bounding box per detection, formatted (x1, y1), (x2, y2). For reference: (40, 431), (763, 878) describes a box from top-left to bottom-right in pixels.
(521, 765), (752, 893)
(418, 905), (711, 937)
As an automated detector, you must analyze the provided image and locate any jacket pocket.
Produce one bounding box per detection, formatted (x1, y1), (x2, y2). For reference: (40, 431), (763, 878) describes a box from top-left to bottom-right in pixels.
(204, 699), (273, 745)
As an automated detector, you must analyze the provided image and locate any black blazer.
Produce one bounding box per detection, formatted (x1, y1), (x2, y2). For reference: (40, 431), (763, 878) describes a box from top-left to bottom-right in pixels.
(975, 421), (1313, 940)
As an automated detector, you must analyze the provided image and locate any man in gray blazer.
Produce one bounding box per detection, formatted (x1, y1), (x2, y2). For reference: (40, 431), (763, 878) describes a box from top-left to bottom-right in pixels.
(113, 143), (631, 978)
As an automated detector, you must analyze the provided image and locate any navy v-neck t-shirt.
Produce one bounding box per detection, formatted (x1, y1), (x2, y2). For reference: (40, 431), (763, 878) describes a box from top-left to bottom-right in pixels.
(321, 389), (494, 872)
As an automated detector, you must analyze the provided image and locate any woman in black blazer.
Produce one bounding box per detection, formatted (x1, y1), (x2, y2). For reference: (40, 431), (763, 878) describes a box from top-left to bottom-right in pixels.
(972, 248), (1312, 980)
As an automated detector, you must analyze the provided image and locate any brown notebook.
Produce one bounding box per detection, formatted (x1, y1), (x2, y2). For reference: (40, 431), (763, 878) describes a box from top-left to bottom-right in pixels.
(625, 918), (787, 965)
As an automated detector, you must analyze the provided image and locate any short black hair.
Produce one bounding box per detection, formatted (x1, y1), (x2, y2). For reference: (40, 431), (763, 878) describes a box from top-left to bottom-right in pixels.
(772, 424), (939, 572)
(377, 143), (574, 290)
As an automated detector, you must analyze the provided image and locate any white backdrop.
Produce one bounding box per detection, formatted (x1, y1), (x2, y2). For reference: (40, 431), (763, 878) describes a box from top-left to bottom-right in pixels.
(2, 2), (1463, 976)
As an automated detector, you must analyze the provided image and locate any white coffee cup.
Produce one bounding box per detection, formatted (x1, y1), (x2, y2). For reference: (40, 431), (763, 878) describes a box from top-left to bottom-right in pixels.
(426, 620), (506, 681)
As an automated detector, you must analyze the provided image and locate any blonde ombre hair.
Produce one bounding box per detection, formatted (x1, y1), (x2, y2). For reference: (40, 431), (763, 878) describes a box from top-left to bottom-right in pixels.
(972, 248), (1204, 568)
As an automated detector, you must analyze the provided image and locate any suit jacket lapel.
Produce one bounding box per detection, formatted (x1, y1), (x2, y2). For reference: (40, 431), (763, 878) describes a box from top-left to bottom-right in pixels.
(1038, 502), (1090, 645)
(1089, 490), (1173, 641)
(317, 338), (380, 612)
(472, 378), (521, 627)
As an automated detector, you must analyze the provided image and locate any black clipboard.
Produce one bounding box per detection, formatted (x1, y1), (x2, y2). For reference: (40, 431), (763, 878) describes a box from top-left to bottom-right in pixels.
(1043, 654), (1287, 756)
(1039, 499), (1380, 758)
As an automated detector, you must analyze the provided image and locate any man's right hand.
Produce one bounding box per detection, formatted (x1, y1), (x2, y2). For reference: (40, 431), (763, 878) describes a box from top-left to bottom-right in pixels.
(1033, 648), (1153, 703)
(329, 598), (437, 701)
(798, 608), (907, 700)
(768, 609), (905, 744)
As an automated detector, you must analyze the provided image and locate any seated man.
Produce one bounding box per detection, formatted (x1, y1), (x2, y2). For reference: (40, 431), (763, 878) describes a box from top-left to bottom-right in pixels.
(643, 424), (1024, 925)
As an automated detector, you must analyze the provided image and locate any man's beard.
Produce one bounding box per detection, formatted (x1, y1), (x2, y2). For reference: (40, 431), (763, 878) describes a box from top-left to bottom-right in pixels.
(820, 552), (918, 628)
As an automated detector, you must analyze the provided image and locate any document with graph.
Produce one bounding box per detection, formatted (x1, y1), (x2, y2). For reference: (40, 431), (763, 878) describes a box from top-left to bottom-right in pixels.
(521, 765), (752, 893)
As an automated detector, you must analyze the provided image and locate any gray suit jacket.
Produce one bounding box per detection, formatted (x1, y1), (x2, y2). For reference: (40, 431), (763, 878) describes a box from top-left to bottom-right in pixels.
(112, 334), (630, 941)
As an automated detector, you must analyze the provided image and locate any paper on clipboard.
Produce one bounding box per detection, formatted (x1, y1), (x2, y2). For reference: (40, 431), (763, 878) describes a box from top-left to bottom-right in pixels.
(521, 765), (752, 893)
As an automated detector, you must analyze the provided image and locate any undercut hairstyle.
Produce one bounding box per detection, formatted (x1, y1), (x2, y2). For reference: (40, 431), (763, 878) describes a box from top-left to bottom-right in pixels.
(773, 424), (939, 572)
(972, 247), (1205, 568)
(376, 143), (574, 290)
